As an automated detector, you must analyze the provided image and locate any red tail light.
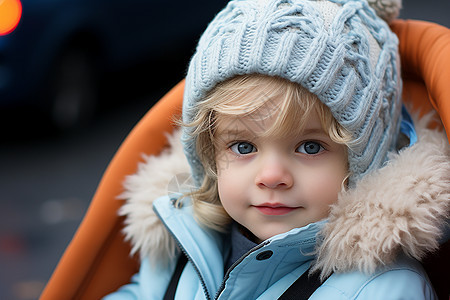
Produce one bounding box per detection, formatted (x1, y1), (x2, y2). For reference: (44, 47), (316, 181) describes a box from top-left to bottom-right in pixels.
(0, 0), (22, 36)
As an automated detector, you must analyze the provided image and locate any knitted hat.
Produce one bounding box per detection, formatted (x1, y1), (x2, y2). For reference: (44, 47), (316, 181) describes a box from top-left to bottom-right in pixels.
(182, 0), (403, 186)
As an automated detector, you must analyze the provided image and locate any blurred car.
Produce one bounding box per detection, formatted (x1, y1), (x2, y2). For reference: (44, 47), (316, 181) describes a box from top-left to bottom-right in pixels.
(0, 0), (228, 130)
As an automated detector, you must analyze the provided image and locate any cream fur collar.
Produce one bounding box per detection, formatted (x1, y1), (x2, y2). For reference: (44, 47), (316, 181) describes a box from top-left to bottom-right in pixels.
(118, 117), (449, 277)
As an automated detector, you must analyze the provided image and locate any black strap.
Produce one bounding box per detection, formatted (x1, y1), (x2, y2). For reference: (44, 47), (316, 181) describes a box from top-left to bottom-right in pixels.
(163, 254), (188, 300)
(277, 268), (329, 300)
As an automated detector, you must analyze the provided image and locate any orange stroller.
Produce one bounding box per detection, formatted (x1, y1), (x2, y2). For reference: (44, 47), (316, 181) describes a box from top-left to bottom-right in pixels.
(40, 19), (450, 300)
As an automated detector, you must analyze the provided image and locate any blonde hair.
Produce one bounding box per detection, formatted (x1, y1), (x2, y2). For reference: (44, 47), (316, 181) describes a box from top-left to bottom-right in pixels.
(182, 74), (352, 232)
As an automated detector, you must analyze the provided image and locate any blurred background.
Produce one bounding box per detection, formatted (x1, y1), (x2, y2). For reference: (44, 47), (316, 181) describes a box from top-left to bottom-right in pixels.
(0, 0), (448, 299)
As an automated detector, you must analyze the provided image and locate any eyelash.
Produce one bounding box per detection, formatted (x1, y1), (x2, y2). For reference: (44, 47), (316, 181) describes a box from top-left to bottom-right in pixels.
(229, 141), (256, 155)
(296, 141), (326, 155)
(228, 140), (326, 156)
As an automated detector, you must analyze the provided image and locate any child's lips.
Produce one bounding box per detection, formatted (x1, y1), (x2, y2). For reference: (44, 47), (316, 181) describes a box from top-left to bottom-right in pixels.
(254, 203), (300, 216)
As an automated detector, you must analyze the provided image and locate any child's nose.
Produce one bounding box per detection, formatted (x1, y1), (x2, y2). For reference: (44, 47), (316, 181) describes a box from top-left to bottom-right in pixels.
(255, 159), (293, 189)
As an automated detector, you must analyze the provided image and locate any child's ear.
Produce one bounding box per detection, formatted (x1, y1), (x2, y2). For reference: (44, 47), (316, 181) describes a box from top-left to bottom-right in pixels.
(340, 174), (350, 191)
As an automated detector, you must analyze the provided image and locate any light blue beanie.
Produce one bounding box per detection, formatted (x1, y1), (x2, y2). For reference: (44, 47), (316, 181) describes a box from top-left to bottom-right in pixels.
(182, 0), (403, 186)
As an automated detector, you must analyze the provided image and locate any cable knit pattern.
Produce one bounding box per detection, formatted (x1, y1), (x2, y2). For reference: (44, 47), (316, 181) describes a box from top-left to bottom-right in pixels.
(183, 0), (402, 186)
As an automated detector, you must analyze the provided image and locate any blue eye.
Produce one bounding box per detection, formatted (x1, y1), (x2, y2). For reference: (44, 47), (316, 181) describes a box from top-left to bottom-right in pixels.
(297, 141), (324, 155)
(230, 142), (256, 155)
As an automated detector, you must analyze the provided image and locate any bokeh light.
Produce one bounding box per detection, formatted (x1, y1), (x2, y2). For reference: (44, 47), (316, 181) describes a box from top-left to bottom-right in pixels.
(0, 0), (22, 35)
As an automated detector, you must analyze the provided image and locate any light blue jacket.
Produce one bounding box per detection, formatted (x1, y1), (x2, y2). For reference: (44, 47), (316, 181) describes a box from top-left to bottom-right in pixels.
(104, 195), (436, 300)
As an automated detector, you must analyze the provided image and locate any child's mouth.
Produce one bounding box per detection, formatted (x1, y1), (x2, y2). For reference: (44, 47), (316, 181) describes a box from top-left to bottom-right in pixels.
(254, 204), (299, 216)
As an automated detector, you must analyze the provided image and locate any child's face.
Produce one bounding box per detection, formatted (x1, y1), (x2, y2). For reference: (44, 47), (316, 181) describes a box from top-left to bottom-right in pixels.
(214, 97), (348, 243)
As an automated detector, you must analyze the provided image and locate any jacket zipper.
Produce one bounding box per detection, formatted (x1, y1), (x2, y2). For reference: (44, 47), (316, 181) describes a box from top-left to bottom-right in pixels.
(213, 241), (269, 299)
(154, 209), (212, 300)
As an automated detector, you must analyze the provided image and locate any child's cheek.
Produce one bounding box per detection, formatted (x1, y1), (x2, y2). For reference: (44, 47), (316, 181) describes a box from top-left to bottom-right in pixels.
(216, 157), (248, 211)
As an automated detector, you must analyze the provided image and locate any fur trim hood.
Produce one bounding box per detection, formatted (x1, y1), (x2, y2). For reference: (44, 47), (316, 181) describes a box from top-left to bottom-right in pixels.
(118, 117), (449, 276)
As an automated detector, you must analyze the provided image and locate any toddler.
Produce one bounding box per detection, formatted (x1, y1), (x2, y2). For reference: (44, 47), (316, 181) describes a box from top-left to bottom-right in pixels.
(105, 0), (449, 299)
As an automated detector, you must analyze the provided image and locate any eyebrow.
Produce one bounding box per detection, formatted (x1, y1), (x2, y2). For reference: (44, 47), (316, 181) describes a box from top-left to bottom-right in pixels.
(300, 128), (328, 136)
(215, 127), (329, 141)
(215, 129), (255, 139)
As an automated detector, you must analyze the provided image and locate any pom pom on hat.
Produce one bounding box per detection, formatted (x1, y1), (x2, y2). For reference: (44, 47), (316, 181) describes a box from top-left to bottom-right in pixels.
(367, 0), (402, 23)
